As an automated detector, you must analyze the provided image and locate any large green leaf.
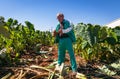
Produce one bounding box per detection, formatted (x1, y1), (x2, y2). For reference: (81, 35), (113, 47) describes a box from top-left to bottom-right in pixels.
(87, 48), (93, 55)
(25, 21), (35, 31)
(104, 37), (116, 45)
(81, 41), (88, 49)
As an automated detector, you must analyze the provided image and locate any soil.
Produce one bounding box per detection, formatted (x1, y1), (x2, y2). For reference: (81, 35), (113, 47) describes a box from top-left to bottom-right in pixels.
(0, 46), (119, 79)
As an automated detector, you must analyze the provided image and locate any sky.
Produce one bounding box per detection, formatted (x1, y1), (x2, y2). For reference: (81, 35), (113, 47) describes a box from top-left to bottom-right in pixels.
(0, 0), (120, 31)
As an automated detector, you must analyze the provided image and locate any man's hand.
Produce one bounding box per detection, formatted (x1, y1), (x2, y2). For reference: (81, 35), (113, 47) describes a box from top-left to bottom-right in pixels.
(58, 29), (63, 35)
(52, 30), (57, 37)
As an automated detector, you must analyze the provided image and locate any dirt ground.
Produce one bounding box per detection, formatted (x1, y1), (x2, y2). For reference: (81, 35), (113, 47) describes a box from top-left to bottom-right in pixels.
(0, 46), (119, 79)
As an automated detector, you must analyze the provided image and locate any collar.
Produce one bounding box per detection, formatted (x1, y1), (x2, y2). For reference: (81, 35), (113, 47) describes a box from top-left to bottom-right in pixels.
(60, 19), (65, 24)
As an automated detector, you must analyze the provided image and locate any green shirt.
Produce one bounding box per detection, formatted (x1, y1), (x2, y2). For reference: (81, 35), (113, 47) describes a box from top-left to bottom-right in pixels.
(55, 19), (76, 43)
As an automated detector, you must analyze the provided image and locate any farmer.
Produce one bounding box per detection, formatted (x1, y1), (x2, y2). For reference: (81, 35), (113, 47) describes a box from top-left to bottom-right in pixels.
(53, 13), (77, 75)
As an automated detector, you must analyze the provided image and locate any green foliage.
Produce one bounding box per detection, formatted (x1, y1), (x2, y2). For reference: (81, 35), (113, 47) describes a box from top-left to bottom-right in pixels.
(98, 59), (120, 76)
(1, 16), (120, 66)
(74, 23), (120, 62)
(25, 21), (35, 31)
(0, 16), (54, 66)
(0, 16), (5, 27)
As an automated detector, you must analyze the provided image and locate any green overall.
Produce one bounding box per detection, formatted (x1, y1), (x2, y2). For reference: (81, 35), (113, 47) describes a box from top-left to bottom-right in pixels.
(55, 19), (77, 72)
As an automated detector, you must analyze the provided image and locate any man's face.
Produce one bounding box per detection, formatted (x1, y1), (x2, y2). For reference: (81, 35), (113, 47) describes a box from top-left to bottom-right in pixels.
(57, 15), (64, 23)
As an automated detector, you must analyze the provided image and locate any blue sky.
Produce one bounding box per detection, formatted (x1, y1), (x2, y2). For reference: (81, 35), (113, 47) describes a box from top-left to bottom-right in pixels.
(0, 0), (120, 31)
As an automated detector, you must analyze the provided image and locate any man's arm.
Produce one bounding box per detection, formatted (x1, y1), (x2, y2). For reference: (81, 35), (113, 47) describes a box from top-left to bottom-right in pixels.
(62, 26), (73, 33)
(57, 20), (73, 35)
(61, 20), (73, 34)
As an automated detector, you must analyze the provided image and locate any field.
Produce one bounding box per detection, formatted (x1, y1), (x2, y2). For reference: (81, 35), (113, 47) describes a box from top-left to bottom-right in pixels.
(0, 16), (120, 79)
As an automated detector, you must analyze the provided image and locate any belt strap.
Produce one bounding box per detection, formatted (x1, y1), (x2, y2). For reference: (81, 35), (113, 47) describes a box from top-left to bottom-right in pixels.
(59, 34), (69, 38)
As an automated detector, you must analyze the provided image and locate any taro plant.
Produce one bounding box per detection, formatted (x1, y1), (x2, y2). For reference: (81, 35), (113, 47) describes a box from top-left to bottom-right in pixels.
(0, 16), (54, 66)
(74, 23), (120, 62)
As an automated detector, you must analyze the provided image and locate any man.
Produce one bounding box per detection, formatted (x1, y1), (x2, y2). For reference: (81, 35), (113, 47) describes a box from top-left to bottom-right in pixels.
(53, 13), (77, 75)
